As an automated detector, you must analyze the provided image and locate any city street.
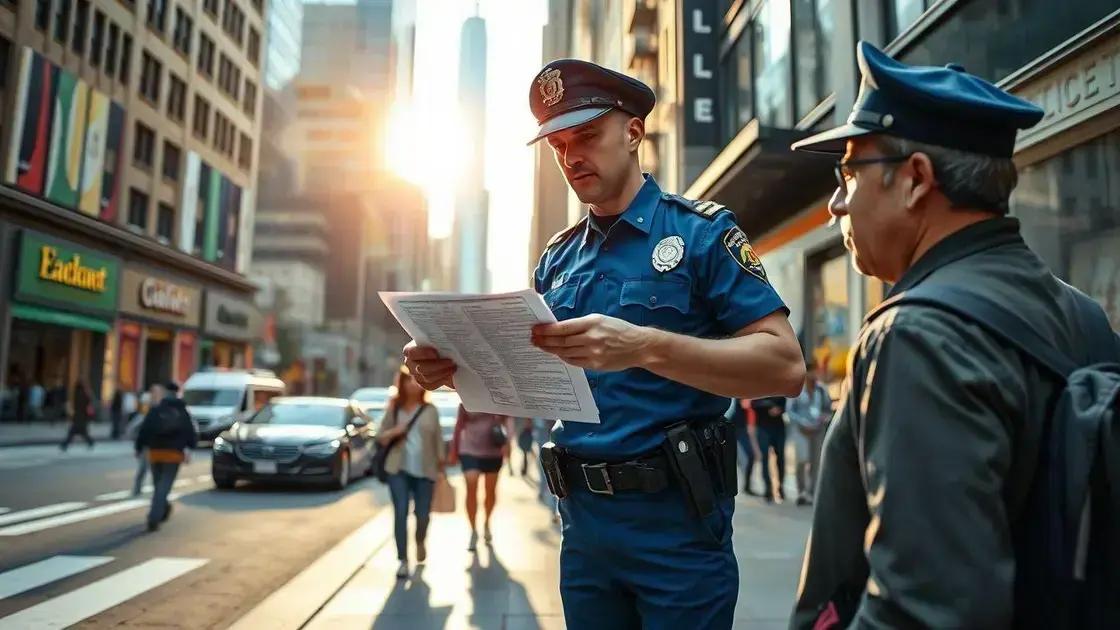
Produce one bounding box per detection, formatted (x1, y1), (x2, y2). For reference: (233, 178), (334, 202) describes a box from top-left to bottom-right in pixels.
(0, 440), (810, 628)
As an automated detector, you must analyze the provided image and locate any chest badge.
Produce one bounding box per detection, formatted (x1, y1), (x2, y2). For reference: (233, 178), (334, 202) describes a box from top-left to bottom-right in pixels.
(652, 236), (685, 272)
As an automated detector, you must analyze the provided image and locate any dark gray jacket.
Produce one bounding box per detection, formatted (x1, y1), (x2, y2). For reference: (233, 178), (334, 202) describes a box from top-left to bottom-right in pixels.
(135, 397), (198, 454)
(791, 218), (1120, 629)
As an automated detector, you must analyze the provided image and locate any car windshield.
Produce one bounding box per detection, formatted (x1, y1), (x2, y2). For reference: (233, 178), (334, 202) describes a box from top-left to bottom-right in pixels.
(183, 389), (243, 407)
(248, 403), (347, 427)
(352, 389), (390, 403)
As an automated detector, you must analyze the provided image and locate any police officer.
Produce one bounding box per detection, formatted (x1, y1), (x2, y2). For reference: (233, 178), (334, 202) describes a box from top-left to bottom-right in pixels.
(404, 59), (804, 628)
(788, 42), (1120, 628)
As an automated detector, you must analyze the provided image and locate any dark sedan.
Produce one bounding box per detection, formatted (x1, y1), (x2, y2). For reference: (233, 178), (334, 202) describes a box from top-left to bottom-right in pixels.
(211, 397), (375, 490)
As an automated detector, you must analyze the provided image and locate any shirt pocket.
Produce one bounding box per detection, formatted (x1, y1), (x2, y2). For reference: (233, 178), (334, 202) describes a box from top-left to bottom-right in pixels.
(543, 273), (587, 320)
(618, 278), (692, 328)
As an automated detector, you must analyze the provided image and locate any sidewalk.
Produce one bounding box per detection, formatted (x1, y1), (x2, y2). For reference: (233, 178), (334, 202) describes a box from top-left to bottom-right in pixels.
(0, 421), (117, 447)
(299, 468), (811, 629)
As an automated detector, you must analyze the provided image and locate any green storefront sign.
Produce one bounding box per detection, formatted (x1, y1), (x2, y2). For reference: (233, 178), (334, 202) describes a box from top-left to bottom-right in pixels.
(15, 231), (120, 314)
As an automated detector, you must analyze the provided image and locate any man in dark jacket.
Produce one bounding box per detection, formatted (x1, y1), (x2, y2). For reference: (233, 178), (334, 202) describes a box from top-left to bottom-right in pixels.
(135, 382), (197, 531)
(788, 42), (1120, 628)
(750, 396), (787, 502)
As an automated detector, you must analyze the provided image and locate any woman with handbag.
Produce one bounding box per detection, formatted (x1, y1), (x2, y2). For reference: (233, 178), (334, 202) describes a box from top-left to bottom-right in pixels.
(448, 405), (512, 552)
(376, 366), (444, 579)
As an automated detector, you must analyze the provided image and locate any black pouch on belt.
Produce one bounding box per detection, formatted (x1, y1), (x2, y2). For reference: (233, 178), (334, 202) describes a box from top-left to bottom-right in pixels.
(663, 423), (716, 518)
(539, 442), (568, 499)
(708, 420), (739, 499)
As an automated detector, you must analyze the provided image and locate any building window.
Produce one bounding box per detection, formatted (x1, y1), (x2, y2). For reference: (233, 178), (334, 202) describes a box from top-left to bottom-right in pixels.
(243, 80), (256, 117)
(119, 33), (133, 85)
(133, 121), (155, 168)
(250, 0), (261, 15)
(35, 0), (50, 31)
(239, 132), (251, 170)
(162, 140), (181, 181)
(128, 188), (149, 230)
(173, 7), (193, 56)
(147, 0), (168, 34)
(193, 95), (210, 139)
(222, 0), (245, 46)
(156, 203), (175, 242)
(105, 22), (120, 75)
(203, 0), (219, 18)
(90, 11), (105, 66)
(198, 33), (215, 77)
(139, 51), (162, 104)
(248, 27), (260, 67)
(793, 0), (835, 120)
(72, 0), (90, 55)
(1013, 129), (1120, 331)
(167, 73), (186, 122)
(886, 0), (929, 40)
(54, 0), (72, 44)
(806, 243), (852, 400)
(752, 0), (793, 128)
(721, 28), (753, 143)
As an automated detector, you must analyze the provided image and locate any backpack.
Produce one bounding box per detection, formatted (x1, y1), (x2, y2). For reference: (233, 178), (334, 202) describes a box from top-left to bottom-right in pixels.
(867, 283), (1120, 629)
(149, 404), (183, 438)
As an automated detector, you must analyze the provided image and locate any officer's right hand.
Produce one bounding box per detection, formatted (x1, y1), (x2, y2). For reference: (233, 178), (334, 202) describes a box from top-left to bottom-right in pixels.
(402, 341), (458, 391)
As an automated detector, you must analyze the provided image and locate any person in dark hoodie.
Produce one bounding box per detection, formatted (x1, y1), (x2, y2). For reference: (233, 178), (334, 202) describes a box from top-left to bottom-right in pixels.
(135, 381), (197, 531)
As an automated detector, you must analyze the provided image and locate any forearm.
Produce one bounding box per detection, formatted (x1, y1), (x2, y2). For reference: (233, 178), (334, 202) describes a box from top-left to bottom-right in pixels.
(640, 327), (803, 399)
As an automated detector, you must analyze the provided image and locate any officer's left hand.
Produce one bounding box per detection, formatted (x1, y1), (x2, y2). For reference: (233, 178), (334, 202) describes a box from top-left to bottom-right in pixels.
(531, 314), (648, 371)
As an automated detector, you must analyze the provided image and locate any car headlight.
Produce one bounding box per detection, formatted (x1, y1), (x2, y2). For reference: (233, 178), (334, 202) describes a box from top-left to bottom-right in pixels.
(303, 440), (341, 456)
(213, 436), (235, 453)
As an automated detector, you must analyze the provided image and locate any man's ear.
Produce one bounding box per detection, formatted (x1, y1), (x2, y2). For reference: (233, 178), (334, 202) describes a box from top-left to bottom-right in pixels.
(906, 152), (938, 210)
(627, 117), (645, 152)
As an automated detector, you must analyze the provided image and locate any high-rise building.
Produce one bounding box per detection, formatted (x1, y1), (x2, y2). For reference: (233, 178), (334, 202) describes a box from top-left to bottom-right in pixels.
(453, 13), (488, 293)
(0, 0), (266, 411)
(301, 0), (393, 96)
(265, 0), (302, 91)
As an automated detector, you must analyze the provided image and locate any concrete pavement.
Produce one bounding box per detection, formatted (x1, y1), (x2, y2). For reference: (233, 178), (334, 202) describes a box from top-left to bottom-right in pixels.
(0, 421), (116, 447)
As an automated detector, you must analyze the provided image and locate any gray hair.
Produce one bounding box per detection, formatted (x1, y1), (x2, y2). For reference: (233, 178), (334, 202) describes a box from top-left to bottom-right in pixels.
(876, 136), (1019, 214)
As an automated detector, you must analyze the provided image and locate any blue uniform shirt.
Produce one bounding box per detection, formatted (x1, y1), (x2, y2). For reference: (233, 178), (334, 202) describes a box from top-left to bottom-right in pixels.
(533, 175), (787, 459)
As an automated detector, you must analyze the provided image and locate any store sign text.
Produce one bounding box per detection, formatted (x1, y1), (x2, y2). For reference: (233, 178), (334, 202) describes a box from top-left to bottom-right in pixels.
(683, 0), (719, 145)
(1016, 36), (1120, 147)
(217, 304), (249, 329)
(140, 277), (191, 316)
(38, 246), (108, 293)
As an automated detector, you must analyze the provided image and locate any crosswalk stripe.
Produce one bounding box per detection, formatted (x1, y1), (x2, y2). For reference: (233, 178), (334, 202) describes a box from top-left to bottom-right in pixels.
(173, 478), (192, 488)
(0, 556), (114, 600)
(0, 500), (147, 537)
(0, 509), (8, 516)
(94, 490), (137, 502)
(195, 474), (211, 483)
(0, 557), (208, 629)
(0, 503), (87, 527)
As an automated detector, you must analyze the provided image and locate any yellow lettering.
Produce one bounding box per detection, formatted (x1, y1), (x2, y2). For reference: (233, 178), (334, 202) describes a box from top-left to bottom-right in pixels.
(36, 246), (108, 293)
(38, 246), (56, 280)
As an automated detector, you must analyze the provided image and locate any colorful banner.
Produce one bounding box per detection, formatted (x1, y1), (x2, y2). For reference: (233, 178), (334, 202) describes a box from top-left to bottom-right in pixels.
(178, 151), (202, 252)
(204, 168), (222, 261)
(195, 162), (212, 256)
(98, 102), (125, 221)
(6, 48), (55, 193)
(45, 69), (90, 208)
(78, 91), (109, 216)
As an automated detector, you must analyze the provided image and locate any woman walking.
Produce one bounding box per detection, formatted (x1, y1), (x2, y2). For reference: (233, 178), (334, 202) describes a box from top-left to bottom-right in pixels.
(377, 366), (443, 579)
(60, 381), (95, 451)
(448, 406), (512, 551)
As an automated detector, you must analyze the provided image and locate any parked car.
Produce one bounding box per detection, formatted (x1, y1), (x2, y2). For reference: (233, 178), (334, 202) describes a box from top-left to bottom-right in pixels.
(183, 369), (286, 441)
(211, 397), (375, 490)
(350, 386), (393, 418)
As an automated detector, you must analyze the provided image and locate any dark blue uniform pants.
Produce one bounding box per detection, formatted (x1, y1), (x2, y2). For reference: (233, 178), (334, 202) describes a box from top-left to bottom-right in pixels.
(559, 487), (738, 629)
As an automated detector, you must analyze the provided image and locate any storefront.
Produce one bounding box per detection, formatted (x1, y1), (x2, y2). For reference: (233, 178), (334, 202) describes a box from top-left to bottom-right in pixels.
(2, 230), (119, 422)
(201, 291), (261, 369)
(116, 268), (202, 393)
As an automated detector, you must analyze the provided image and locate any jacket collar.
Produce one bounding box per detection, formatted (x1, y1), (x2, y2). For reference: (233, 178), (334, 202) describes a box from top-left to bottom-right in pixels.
(888, 217), (1025, 297)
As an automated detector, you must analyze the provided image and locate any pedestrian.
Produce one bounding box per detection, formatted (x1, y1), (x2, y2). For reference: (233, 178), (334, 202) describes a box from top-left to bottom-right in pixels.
(130, 385), (163, 496)
(785, 363), (830, 506)
(788, 42), (1120, 628)
(532, 417), (560, 522)
(515, 417), (534, 477)
(60, 380), (95, 451)
(725, 398), (758, 495)
(448, 406), (512, 552)
(8, 364), (27, 423)
(110, 389), (124, 439)
(375, 366), (443, 580)
(404, 59), (804, 628)
(751, 396), (787, 503)
(134, 382), (196, 531)
(27, 381), (45, 423)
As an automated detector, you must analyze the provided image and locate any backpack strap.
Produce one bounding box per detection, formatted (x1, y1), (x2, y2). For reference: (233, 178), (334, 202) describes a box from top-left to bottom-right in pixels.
(866, 284), (1079, 380)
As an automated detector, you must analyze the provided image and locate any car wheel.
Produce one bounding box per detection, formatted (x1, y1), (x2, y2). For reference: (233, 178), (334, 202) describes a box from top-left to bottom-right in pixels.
(213, 475), (236, 490)
(333, 451), (350, 490)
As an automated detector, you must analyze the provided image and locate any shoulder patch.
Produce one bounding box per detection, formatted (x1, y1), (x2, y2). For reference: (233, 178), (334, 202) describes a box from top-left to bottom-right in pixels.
(544, 217), (586, 251)
(661, 193), (727, 220)
(722, 226), (769, 283)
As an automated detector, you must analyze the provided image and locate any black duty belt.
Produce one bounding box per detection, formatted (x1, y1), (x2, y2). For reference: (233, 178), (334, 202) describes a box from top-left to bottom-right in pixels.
(560, 452), (671, 496)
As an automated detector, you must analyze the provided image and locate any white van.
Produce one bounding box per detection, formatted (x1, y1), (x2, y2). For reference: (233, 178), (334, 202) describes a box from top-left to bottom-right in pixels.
(182, 369), (287, 440)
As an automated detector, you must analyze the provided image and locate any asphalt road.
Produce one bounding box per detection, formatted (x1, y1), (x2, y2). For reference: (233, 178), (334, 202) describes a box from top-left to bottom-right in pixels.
(0, 441), (388, 628)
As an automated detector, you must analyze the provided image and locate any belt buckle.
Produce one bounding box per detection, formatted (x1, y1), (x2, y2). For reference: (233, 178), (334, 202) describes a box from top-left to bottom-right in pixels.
(581, 462), (613, 495)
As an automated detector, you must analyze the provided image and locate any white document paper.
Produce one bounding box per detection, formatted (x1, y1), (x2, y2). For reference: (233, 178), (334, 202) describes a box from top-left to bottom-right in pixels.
(379, 290), (600, 423)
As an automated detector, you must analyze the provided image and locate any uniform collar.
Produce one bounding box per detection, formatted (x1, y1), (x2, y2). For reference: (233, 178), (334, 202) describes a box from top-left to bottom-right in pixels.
(888, 217), (1025, 296)
(584, 173), (661, 240)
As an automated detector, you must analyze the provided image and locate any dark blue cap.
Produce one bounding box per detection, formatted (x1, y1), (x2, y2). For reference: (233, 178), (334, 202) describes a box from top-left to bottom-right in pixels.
(528, 59), (656, 145)
(792, 41), (1044, 157)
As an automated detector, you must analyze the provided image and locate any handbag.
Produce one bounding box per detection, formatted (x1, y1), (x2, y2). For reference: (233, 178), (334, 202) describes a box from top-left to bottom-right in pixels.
(431, 473), (456, 513)
(371, 404), (427, 483)
(489, 422), (509, 448)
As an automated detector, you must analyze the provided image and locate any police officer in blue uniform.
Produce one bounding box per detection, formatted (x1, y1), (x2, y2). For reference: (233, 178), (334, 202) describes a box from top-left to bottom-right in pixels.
(405, 59), (804, 629)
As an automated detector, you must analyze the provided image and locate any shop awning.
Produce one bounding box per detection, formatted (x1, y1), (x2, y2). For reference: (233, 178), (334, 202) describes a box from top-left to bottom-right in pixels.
(11, 303), (112, 334)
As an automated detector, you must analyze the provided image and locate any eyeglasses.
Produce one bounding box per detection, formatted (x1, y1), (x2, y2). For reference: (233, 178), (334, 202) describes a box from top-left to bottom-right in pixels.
(834, 155), (912, 193)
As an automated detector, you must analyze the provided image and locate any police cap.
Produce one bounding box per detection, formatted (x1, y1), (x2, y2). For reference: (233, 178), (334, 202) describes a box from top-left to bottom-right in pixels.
(527, 59), (656, 145)
(792, 41), (1044, 158)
